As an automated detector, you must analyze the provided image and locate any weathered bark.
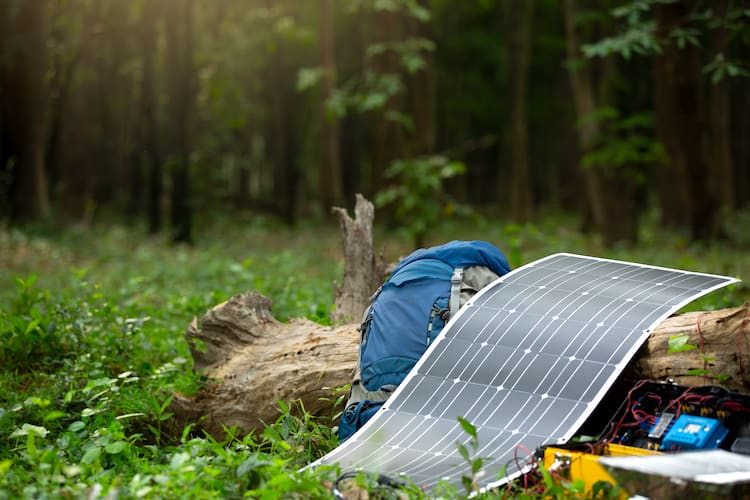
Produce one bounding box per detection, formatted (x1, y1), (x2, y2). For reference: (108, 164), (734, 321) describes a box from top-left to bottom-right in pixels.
(330, 194), (386, 324)
(629, 302), (750, 388)
(171, 292), (360, 439)
(170, 292), (750, 439)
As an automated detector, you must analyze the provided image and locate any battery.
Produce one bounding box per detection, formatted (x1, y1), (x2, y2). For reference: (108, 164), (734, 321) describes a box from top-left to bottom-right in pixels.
(660, 414), (729, 451)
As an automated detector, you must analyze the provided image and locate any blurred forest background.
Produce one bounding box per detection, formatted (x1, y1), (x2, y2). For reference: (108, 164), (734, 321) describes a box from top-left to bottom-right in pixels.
(1, 0), (749, 247)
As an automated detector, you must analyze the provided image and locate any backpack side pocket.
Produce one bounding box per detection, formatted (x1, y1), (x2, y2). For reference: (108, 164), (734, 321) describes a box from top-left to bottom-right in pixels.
(338, 400), (384, 443)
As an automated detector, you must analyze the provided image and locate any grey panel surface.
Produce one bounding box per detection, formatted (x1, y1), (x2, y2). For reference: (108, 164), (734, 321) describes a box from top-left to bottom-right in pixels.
(311, 253), (738, 492)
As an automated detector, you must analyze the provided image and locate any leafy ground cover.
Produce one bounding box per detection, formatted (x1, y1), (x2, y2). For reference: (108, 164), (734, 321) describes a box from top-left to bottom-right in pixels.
(1, 211), (749, 498)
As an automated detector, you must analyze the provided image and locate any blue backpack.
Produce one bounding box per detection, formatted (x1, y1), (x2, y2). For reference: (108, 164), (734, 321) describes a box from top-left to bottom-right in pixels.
(339, 240), (510, 442)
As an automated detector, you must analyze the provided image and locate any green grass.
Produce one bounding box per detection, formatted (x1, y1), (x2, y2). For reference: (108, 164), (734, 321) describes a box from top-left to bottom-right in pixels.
(1, 210), (748, 498)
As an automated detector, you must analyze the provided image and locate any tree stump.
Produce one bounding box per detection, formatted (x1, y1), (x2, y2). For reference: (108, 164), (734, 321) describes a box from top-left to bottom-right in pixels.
(330, 193), (386, 324)
(169, 291), (750, 439)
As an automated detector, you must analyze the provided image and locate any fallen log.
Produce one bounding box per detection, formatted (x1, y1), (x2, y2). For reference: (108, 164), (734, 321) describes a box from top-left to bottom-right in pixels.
(171, 292), (359, 439)
(629, 302), (750, 388)
(170, 291), (750, 439)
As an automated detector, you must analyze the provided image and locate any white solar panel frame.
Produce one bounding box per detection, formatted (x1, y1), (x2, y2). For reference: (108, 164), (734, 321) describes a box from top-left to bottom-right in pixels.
(311, 253), (739, 492)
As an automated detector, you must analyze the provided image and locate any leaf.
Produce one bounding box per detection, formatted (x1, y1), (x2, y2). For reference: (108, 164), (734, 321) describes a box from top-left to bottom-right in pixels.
(116, 413), (146, 420)
(11, 423), (48, 438)
(43, 410), (67, 422)
(81, 408), (100, 417)
(457, 416), (477, 439)
(170, 452), (190, 470)
(81, 446), (101, 465)
(685, 368), (711, 376)
(236, 455), (272, 477)
(461, 476), (473, 494)
(0, 459), (12, 476)
(667, 334), (697, 354)
(24, 319), (40, 335)
(277, 400), (289, 413)
(457, 443), (470, 463)
(360, 92), (387, 111)
(105, 441), (128, 454)
(69, 421), (86, 432)
(296, 67), (323, 91)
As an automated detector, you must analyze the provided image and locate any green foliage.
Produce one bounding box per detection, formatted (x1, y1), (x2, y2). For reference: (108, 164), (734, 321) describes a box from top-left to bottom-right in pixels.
(455, 416), (485, 495)
(0, 221), (343, 498)
(580, 108), (667, 183)
(297, 0), (434, 124)
(667, 333), (697, 354)
(583, 0), (750, 82)
(375, 155), (471, 247)
(0, 217), (748, 498)
(447, 416), (622, 499)
(666, 336), (733, 383)
(0, 307), (61, 373)
(260, 399), (340, 467)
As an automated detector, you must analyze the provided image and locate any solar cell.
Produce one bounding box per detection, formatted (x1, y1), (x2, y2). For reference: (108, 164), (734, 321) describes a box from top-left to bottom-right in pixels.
(311, 253), (738, 492)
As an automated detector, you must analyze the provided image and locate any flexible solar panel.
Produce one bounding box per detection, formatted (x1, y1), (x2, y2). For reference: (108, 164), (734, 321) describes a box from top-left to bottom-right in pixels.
(312, 253), (738, 492)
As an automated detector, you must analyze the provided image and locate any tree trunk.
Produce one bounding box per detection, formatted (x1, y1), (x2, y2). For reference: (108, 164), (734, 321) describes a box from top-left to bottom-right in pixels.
(2, 0), (51, 221)
(371, 8), (404, 194)
(654, 2), (717, 241)
(563, 0), (637, 246)
(165, 0), (195, 243)
(140, 0), (163, 234)
(737, 72), (750, 209)
(170, 290), (750, 440)
(339, 9), (367, 198)
(506, 0), (534, 222)
(266, 9), (298, 226)
(330, 194), (387, 324)
(562, 0), (607, 234)
(318, 0), (343, 214)
(709, 0), (734, 216)
(408, 0), (436, 156)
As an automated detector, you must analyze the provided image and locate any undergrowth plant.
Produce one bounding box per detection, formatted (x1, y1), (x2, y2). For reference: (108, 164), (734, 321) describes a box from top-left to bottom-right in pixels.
(0, 216), (748, 498)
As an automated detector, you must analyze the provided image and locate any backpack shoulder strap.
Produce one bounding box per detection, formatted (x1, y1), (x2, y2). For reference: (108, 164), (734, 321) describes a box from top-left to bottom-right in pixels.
(449, 267), (464, 318)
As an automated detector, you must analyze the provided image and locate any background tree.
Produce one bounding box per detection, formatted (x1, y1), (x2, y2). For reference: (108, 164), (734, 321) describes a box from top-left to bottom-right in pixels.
(506, 0), (535, 222)
(165, 0), (196, 243)
(0, 0), (51, 221)
(583, 0), (750, 240)
(318, 0), (343, 213)
(0, 0), (747, 247)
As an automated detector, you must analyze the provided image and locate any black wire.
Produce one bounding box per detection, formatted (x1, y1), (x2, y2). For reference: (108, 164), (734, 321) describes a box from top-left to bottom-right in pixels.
(332, 471), (408, 500)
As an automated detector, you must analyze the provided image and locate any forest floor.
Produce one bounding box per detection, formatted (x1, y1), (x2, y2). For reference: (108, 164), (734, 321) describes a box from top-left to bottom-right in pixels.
(1, 210), (749, 498)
